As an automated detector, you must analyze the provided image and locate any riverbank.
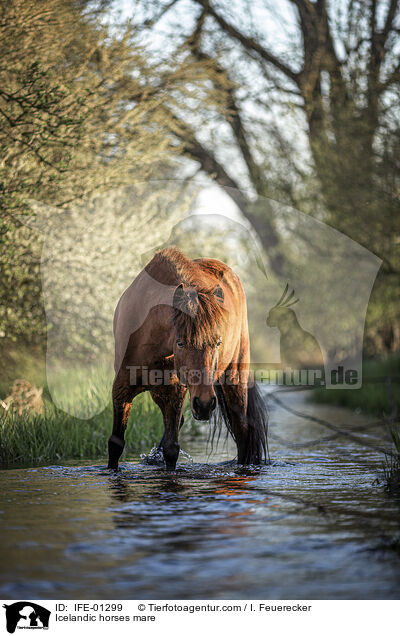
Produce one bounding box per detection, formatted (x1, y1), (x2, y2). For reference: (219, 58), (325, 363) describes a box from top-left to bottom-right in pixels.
(311, 355), (400, 416)
(311, 354), (400, 493)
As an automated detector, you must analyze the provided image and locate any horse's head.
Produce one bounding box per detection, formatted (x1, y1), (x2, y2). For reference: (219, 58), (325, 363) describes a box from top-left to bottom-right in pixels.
(173, 283), (225, 420)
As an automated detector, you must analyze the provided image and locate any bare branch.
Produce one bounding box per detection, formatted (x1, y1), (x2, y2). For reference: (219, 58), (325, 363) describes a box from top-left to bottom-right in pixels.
(192, 0), (300, 85)
(142, 0), (182, 28)
(382, 0), (399, 44)
(166, 108), (248, 210)
(186, 17), (268, 194)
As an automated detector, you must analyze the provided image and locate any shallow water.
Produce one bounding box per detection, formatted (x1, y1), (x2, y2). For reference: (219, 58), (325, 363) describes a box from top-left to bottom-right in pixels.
(0, 389), (399, 599)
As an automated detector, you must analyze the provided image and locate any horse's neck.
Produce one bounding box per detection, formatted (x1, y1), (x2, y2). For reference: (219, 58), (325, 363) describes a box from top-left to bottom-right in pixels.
(146, 249), (197, 286)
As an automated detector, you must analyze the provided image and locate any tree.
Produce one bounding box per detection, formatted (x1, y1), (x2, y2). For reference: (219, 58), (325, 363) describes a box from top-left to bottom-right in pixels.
(136, 0), (400, 352)
(0, 0), (196, 343)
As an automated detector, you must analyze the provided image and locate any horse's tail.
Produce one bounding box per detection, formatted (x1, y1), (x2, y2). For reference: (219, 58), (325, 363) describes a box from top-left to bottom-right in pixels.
(214, 380), (269, 464)
(245, 381), (269, 464)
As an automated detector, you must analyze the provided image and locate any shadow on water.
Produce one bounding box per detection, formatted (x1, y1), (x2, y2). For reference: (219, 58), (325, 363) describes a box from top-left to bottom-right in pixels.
(0, 390), (400, 600)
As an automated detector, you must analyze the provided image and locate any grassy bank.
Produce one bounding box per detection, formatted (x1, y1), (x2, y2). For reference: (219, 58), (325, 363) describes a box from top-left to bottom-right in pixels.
(0, 348), (165, 467)
(311, 354), (400, 416)
(0, 391), (164, 467)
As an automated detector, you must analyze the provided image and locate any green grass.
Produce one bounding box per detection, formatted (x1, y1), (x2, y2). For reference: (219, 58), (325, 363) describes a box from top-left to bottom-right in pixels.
(0, 354), (166, 467)
(0, 392), (164, 467)
(311, 354), (400, 416)
(382, 424), (400, 495)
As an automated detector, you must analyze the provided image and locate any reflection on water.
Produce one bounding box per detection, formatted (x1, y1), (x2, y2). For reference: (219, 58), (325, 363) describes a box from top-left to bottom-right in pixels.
(0, 391), (399, 599)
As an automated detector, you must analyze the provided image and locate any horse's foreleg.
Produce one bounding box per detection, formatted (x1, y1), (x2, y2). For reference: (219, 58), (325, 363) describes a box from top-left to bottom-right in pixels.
(151, 385), (187, 470)
(108, 401), (131, 470)
(108, 373), (139, 470)
(156, 413), (185, 451)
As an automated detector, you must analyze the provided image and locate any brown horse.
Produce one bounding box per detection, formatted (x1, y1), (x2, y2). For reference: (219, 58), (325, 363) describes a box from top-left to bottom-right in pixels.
(108, 247), (268, 470)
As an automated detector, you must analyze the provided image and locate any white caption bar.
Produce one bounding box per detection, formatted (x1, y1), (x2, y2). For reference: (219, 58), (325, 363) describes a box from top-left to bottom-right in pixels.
(1, 599), (398, 636)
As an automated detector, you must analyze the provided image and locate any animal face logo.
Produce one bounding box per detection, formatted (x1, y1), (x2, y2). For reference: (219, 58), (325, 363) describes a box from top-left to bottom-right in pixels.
(187, 369), (202, 385)
(3, 602), (50, 633)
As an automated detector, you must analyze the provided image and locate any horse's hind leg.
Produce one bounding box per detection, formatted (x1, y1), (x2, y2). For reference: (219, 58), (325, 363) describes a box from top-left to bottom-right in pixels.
(150, 384), (187, 470)
(217, 379), (267, 464)
(217, 382), (250, 464)
(108, 370), (141, 470)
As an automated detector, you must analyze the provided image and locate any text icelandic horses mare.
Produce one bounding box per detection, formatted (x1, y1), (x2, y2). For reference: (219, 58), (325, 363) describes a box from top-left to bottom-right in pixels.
(108, 247), (268, 470)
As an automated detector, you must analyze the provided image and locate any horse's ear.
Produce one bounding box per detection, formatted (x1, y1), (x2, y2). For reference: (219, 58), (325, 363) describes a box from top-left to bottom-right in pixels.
(173, 283), (185, 310)
(173, 284), (198, 316)
(213, 286), (224, 303)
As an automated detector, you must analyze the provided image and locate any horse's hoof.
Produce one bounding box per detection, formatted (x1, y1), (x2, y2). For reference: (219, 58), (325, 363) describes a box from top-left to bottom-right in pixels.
(140, 447), (164, 466)
(142, 456), (164, 466)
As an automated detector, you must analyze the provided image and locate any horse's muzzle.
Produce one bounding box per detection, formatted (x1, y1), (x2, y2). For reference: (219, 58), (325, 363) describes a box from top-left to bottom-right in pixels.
(192, 396), (217, 420)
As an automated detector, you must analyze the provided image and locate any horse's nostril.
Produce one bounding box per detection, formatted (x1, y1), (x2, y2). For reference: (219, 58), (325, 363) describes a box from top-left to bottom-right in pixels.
(210, 396), (216, 412)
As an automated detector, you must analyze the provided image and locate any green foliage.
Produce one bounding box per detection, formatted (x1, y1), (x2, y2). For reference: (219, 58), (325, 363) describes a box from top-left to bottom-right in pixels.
(0, 343), (46, 398)
(0, 0), (191, 345)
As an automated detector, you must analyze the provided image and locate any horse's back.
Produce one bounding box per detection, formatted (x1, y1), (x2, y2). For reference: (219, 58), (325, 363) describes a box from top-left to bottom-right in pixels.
(113, 266), (177, 372)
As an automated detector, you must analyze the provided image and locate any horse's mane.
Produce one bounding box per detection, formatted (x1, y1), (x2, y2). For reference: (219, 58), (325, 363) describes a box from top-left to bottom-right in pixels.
(147, 247), (228, 348)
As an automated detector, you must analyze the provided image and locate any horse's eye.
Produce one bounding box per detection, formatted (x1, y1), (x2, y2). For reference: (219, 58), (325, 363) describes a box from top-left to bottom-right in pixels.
(216, 337), (222, 348)
(176, 340), (185, 349)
